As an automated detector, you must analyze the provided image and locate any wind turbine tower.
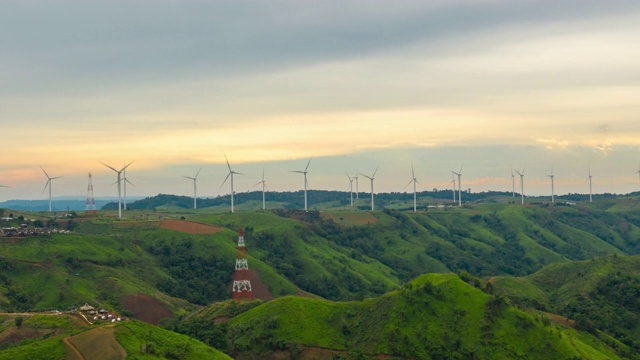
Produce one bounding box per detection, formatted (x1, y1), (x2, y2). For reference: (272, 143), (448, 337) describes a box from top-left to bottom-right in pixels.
(511, 169), (515, 197)
(587, 167), (593, 203)
(514, 169), (525, 205)
(290, 158), (311, 211)
(222, 156), (243, 213)
(122, 166), (134, 210)
(254, 169), (267, 210)
(404, 164), (419, 212)
(183, 167), (202, 209)
(450, 165), (463, 206)
(354, 171), (359, 203)
(450, 175), (456, 203)
(547, 167), (555, 203)
(40, 166), (62, 213)
(101, 161), (133, 219)
(361, 167), (378, 211)
(347, 173), (355, 206)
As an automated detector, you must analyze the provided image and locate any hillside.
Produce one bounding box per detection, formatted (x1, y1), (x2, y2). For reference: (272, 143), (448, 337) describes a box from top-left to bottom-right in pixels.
(185, 273), (629, 359)
(492, 255), (640, 353)
(0, 313), (230, 360)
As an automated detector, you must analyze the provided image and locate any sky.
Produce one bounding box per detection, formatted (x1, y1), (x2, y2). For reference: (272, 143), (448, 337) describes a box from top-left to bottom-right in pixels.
(1, 0), (639, 201)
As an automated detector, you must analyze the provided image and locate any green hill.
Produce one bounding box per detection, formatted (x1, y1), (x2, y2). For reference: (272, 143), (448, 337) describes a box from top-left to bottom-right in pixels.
(0, 313), (230, 360)
(184, 273), (628, 359)
(492, 255), (640, 353)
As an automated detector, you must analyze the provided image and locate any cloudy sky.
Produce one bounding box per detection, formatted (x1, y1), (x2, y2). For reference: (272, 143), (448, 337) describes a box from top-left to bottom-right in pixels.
(1, 0), (639, 201)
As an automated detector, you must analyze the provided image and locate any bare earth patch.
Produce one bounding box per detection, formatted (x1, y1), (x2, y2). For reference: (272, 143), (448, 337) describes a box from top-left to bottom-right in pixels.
(159, 219), (223, 234)
(65, 327), (127, 360)
(120, 293), (173, 325)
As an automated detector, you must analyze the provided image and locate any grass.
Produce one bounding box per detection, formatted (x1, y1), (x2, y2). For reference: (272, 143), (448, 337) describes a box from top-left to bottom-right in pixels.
(114, 320), (231, 359)
(224, 272), (624, 359)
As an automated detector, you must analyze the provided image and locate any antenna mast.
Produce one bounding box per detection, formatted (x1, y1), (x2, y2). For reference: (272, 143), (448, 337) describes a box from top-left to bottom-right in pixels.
(85, 173), (97, 216)
(232, 227), (253, 301)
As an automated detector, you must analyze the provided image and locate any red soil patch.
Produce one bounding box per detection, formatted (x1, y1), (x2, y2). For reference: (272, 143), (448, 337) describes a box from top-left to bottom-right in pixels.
(545, 312), (576, 328)
(249, 269), (273, 301)
(120, 293), (173, 325)
(159, 219), (223, 234)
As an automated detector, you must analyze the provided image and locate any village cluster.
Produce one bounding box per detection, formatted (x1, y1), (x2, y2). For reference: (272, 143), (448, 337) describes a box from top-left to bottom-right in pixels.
(78, 303), (124, 324)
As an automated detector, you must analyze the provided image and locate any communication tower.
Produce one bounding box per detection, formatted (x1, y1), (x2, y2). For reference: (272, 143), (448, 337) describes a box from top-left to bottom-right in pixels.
(232, 227), (253, 301)
(85, 173), (97, 216)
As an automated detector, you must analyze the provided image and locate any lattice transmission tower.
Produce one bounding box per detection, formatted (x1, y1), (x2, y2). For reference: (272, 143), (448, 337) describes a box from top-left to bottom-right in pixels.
(85, 173), (97, 217)
(231, 227), (253, 301)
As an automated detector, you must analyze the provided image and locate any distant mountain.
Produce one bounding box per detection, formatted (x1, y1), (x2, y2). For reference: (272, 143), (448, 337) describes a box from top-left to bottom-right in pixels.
(0, 197), (142, 212)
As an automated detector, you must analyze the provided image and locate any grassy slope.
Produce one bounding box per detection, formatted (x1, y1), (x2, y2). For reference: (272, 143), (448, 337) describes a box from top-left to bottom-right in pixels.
(0, 316), (230, 360)
(492, 255), (640, 354)
(226, 273), (623, 359)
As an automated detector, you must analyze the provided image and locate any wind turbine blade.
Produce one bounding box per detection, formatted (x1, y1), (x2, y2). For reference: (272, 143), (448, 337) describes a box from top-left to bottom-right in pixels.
(220, 173), (231, 189)
(225, 154), (232, 172)
(51, 176), (63, 180)
(122, 160), (135, 170)
(194, 167), (202, 179)
(41, 180), (50, 194)
(290, 170), (305, 174)
(411, 163), (415, 179)
(100, 162), (119, 172)
(234, 172), (244, 175)
(459, 164), (464, 173)
(305, 158), (312, 172)
(372, 166), (378, 178)
(125, 179), (135, 187)
(403, 179), (413, 190)
(40, 166), (50, 179)
(362, 174), (373, 180)
(183, 176), (195, 180)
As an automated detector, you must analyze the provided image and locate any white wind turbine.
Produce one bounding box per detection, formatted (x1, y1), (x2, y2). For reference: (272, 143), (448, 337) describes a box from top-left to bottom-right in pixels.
(353, 170), (360, 204)
(101, 161), (134, 219)
(450, 164), (463, 206)
(122, 166), (134, 210)
(511, 169), (515, 198)
(514, 168), (525, 205)
(183, 167), (202, 209)
(450, 175), (456, 203)
(254, 168), (267, 210)
(347, 172), (355, 206)
(547, 166), (555, 203)
(361, 167), (378, 211)
(40, 166), (62, 213)
(586, 167), (593, 203)
(222, 155), (242, 213)
(290, 158), (311, 211)
(404, 164), (419, 212)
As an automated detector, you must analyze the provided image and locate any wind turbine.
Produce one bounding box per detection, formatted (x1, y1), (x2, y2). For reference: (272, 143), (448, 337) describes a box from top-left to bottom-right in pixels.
(361, 167), (378, 211)
(221, 155), (243, 213)
(40, 166), (62, 213)
(353, 170), (360, 203)
(450, 175), (456, 203)
(290, 158), (311, 211)
(511, 169), (515, 198)
(547, 166), (555, 203)
(347, 172), (355, 206)
(101, 161), (134, 219)
(404, 164), (419, 212)
(122, 166), (134, 210)
(586, 167), (593, 203)
(514, 168), (525, 205)
(254, 168), (267, 210)
(450, 165), (463, 206)
(182, 167), (202, 209)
